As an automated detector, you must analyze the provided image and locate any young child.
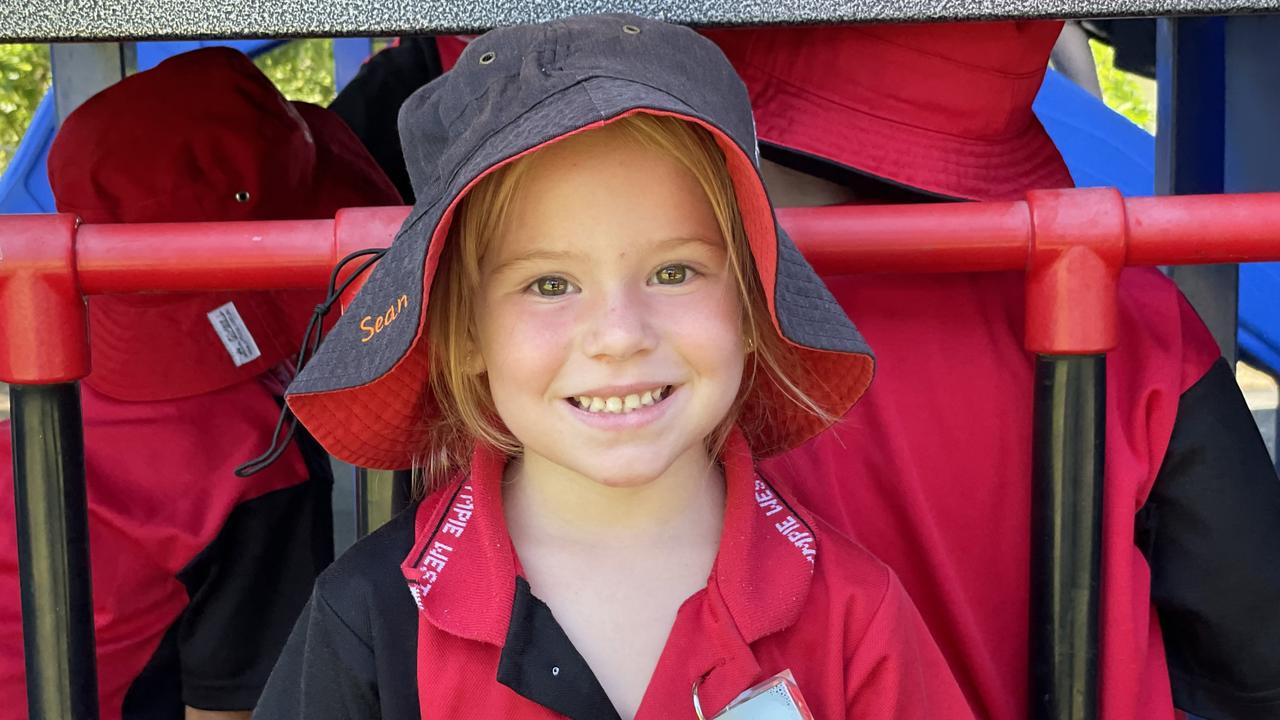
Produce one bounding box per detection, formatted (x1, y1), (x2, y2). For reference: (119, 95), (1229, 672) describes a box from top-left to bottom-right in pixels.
(257, 15), (973, 720)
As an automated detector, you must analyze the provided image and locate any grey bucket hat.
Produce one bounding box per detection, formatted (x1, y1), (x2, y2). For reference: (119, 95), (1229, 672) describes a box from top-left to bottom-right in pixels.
(287, 13), (874, 469)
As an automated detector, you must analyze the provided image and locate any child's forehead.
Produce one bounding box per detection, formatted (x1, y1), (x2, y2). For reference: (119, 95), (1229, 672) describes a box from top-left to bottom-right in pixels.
(473, 125), (723, 264)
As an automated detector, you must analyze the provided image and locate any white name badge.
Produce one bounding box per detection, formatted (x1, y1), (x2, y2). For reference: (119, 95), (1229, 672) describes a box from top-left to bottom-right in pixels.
(699, 670), (816, 720)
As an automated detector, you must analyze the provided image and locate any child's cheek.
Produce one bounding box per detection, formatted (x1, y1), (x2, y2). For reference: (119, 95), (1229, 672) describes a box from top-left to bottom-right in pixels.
(655, 282), (745, 350)
(485, 300), (577, 388)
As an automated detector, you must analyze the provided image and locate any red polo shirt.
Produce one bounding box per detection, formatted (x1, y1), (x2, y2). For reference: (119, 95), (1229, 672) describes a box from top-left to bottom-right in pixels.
(257, 430), (974, 719)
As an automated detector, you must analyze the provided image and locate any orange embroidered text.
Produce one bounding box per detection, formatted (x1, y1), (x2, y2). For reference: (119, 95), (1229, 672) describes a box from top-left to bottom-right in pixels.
(360, 294), (410, 343)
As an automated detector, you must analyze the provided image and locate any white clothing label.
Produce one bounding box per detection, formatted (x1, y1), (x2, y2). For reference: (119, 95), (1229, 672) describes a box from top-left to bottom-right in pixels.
(710, 670), (815, 720)
(207, 302), (262, 367)
(716, 682), (808, 720)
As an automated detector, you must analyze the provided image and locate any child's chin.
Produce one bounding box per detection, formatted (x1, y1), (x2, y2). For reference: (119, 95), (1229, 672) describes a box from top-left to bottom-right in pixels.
(589, 472), (663, 489)
(569, 456), (673, 489)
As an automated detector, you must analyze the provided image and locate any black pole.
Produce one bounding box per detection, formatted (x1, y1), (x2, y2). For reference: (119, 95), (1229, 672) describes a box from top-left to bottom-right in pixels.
(10, 383), (99, 720)
(354, 466), (371, 540)
(1030, 355), (1104, 720)
(354, 467), (404, 540)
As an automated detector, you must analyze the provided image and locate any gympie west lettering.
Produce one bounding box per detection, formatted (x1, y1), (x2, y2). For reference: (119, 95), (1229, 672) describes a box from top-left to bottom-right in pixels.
(754, 478), (816, 563)
(407, 484), (475, 609)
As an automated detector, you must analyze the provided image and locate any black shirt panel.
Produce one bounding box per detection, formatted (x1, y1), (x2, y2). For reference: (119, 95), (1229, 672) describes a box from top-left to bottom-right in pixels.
(329, 37), (444, 203)
(257, 504), (625, 720)
(114, 428), (334, 716)
(176, 451), (335, 711)
(497, 577), (621, 720)
(121, 621), (184, 720)
(1139, 356), (1280, 719)
(255, 506), (420, 720)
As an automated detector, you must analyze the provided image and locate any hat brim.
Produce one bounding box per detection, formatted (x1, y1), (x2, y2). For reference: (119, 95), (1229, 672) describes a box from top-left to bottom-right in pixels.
(288, 76), (874, 468)
(744, 66), (1073, 202)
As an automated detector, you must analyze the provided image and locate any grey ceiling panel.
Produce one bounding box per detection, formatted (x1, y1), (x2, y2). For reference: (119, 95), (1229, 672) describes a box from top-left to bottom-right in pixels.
(2, 0), (1277, 42)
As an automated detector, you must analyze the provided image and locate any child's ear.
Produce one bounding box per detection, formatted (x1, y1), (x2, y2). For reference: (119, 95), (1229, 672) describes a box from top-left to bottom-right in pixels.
(464, 339), (487, 375)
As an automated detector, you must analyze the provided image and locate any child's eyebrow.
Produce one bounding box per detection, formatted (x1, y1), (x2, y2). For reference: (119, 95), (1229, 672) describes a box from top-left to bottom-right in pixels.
(655, 235), (724, 253)
(489, 236), (722, 274)
(489, 249), (581, 275)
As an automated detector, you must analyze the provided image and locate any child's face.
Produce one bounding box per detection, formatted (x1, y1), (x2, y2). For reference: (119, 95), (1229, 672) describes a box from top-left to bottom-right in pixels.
(473, 125), (746, 488)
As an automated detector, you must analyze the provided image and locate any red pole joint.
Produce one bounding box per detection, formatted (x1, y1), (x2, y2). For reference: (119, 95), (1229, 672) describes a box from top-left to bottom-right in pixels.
(1024, 188), (1128, 355)
(332, 206), (410, 313)
(0, 214), (90, 383)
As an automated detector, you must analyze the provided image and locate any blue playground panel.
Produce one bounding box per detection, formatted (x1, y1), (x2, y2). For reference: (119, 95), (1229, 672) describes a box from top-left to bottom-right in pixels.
(0, 93), (56, 214)
(2, 54), (1277, 375)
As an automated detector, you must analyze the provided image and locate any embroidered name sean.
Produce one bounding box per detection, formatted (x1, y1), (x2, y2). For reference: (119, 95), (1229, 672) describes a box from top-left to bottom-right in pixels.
(416, 485), (475, 595)
(359, 294), (409, 342)
(755, 479), (817, 564)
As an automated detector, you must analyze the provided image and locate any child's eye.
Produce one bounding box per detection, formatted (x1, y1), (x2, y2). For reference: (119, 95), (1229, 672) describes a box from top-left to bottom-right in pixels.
(528, 276), (575, 296)
(653, 264), (694, 285)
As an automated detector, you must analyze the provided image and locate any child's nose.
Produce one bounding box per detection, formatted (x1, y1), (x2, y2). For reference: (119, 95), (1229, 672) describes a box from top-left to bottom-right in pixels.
(582, 286), (657, 361)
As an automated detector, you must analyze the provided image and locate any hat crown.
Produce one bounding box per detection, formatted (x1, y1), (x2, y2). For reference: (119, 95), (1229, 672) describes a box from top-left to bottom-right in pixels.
(49, 47), (318, 224)
(704, 21), (1072, 201)
(397, 14), (758, 209)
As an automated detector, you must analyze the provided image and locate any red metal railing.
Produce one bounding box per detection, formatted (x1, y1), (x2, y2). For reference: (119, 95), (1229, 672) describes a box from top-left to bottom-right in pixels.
(8, 188), (1280, 382)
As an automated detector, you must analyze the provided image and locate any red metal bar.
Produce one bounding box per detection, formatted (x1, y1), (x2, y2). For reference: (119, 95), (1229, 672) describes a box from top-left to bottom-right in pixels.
(778, 200), (1033, 274)
(76, 218), (338, 294)
(2, 192), (1273, 298)
(780, 191), (1280, 274)
(1124, 192), (1280, 264)
(6, 190), (1280, 379)
(75, 207), (412, 294)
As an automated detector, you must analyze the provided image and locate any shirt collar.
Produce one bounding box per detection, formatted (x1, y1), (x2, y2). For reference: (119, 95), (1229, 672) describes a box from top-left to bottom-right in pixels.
(400, 428), (819, 649)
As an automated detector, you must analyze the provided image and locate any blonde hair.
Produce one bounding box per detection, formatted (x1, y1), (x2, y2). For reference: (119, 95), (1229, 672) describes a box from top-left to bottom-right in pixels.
(419, 113), (831, 492)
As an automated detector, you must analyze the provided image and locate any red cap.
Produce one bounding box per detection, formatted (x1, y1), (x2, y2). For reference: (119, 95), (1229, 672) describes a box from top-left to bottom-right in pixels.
(703, 22), (1073, 202)
(48, 47), (401, 401)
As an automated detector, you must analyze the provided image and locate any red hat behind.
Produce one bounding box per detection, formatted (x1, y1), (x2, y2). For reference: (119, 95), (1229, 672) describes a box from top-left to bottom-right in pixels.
(48, 47), (402, 401)
(703, 22), (1073, 201)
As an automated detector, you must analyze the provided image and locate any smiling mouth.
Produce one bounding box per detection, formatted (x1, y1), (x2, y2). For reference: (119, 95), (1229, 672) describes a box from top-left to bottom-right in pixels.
(565, 385), (676, 414)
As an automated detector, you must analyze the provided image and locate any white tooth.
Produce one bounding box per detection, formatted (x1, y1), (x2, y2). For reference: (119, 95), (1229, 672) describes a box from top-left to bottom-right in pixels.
(624, 394), (641, 411)
(653, 386), (665, 401)
(640, 391), (654, 406)
(605, 397), (623, 413)
(576, 396), (590, 409)
(589, 397), (605, 412)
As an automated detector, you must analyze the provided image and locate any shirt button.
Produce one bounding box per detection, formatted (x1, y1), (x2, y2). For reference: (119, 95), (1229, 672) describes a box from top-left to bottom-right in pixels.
(551, 666), (560, 677)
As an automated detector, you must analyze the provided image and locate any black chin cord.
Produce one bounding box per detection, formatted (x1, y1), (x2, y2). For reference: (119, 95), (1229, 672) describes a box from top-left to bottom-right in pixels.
(235, 248), (387, 477)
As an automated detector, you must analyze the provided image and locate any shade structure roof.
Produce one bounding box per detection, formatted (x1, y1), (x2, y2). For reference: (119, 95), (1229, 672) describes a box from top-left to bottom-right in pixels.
(4, 0), (1280, 42)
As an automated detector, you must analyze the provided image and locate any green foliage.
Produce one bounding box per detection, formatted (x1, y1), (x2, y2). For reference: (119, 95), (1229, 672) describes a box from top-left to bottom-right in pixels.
(1091, 39), (1157, 134)
(253, 39), (336, 105)
(0, 44), (52, 170)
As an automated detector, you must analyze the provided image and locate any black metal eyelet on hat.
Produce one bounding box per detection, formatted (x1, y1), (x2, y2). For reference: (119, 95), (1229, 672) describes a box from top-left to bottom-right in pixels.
(622, 24), (641, 35)
(479, 51), (496, 65)
(234, 191), (251, 203)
